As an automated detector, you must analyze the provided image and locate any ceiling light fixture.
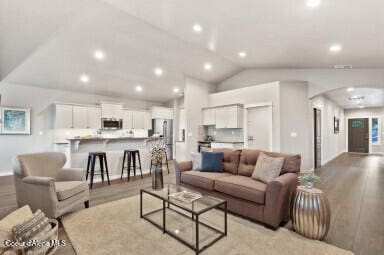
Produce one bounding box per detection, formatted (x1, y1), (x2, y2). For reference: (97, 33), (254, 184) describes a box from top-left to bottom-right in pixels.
(238, 51), (247, 58)
(80, 74), (89, 83)
(193, 24), (202, 33)
(136, 85), (143, 92)
(306, 0), (321, 8)
(173, 87), (180, 93)
(154, 67), (163, 76)
(204, 62), (212, 71)
(94, 50), (105, 60)
(346, 87), (355, 92)
(329, 44), (342, 53)
(358, 105), (365, 109)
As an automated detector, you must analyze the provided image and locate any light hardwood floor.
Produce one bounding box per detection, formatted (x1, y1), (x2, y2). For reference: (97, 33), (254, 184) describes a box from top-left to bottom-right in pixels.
(1, 154), (383, 255)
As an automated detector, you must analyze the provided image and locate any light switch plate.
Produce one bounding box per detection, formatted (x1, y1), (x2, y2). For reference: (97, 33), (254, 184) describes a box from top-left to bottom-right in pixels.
(290, 132), (297, 137)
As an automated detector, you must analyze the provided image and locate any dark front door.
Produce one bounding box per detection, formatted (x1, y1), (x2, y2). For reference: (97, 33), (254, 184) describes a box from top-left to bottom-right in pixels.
(348, 118), (369, 153)
(314, 109), (322, 169)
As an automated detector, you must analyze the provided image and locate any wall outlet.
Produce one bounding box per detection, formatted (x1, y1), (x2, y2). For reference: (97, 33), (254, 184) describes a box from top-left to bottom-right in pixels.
(290, 132), (297, 137)
(188, 132), (193, 137)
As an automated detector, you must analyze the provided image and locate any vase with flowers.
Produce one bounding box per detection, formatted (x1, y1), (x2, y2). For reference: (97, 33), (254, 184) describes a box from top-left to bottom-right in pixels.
(145, 137), (166, 190)
(298, 172), (320, 189)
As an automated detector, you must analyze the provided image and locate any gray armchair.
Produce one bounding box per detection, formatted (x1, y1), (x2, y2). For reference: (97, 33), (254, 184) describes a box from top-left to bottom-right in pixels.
(12, 152), (90, 218)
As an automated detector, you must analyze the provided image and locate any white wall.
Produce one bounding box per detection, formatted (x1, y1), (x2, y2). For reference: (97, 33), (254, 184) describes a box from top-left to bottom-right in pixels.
(184, 77), (216, 158)
(345, 107), (384, 154)
(311, 95), (346, 165)
(279, 82), (311, 170)
(218, 69), (384, 97)
(208, 81), (281, 151)
(0, 82), (162, 174)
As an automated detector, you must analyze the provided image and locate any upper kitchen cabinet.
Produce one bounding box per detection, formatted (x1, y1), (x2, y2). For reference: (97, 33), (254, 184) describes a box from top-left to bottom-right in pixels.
(122, 110), (133, 130)
(142, 111), (152, 130)
(87, 106), (101, 129)
(151, 106), (173, 119)
(55, 104), (73, 128)
(72, 106), (88, 129)
(100, 102), (124, 119)
(132, 111), (144, 129)
(202, 108), (215, 125)
(215, 105), (244, 129)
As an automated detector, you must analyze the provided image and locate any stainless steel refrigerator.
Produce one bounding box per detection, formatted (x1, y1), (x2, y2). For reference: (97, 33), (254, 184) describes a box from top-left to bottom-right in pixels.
(151, 119), (173, 160)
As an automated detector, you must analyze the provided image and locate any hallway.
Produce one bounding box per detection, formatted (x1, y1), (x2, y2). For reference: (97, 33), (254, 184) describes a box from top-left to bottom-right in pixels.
(316, 153), (384, 255)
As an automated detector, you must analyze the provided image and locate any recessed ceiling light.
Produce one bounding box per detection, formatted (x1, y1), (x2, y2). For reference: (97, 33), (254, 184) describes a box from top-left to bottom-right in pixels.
(204, 62), (212, 71)
(135, 85), (143, 92)
(359, 105), (365, 109)
(80, 74), (89, 83)
(329, 44), (342, 53)
(154, 67), (163, 76)
(306, 0), (321, 8)
(238, 51), (247, 58)
(193, 24), (202, 33)
(173, 87), (180, 93)
(93, 50), (105, 60)
(346, 87), (355, 92)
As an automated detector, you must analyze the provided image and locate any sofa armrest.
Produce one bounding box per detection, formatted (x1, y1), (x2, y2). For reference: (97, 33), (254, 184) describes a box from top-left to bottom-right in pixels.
(56, 168), (86, 181)
(264, 173), (298, 229)
(174, 161), (193, 185)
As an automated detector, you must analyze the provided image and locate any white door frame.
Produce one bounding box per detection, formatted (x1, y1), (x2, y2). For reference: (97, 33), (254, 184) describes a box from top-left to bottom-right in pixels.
(243, 102), (273, 151)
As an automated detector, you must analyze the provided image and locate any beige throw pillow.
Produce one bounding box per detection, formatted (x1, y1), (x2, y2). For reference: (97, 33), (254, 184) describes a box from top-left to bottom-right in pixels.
(252, 152), (284, 183)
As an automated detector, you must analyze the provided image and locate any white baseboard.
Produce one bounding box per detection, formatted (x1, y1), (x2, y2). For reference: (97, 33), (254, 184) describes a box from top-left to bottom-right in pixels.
(322, 151), (346, 166)
(0, 171), (13, 177)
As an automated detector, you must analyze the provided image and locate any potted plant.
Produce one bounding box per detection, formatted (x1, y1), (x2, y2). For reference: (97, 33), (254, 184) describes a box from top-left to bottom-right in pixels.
(298, 172), (320, 189)
(145, 137), (167, 190)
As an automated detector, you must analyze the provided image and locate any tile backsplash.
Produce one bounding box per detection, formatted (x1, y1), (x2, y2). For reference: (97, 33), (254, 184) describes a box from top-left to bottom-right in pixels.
(207, 126), (243, 142)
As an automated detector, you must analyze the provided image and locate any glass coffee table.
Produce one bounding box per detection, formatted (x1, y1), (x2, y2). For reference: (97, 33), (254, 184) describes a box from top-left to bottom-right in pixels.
(140, 184), (227, 255)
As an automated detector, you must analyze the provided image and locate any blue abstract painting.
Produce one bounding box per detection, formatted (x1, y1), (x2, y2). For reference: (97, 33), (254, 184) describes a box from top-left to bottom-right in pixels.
(1, 107), (30, 134)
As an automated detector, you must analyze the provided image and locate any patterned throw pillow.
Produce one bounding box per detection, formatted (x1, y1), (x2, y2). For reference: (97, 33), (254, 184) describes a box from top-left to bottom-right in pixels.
(251, 152), (284, 183)
(12, 210), (52, 255)
(191, 152), (202, 170)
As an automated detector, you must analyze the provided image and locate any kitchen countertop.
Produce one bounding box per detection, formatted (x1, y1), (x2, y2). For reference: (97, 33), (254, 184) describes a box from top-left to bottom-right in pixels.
(66, 136), (150, 141)
(198, 140), (244, 144)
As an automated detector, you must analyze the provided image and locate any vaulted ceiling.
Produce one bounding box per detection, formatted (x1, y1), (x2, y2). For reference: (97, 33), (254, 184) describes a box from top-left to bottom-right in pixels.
(1, 0), (384, 102)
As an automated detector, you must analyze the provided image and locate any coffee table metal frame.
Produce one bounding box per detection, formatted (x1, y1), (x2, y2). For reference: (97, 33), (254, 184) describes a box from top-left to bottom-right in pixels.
(140, 186), (227, 255)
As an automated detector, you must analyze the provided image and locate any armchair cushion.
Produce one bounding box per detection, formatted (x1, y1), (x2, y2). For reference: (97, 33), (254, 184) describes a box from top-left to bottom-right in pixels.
(55, 181), (89, 201)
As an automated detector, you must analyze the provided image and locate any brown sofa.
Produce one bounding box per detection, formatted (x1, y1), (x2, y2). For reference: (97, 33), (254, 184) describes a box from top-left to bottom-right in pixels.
(175, 149), (300, 229)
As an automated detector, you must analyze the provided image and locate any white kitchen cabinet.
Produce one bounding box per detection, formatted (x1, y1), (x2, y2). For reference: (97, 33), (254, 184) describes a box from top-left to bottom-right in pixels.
(215, 105), (243, 129)
(72, 106), (88, 129)
(202, 108), (215, 125)
(132, 111), (143, 129)
(101, 103), (123, 119)
(151, 106), (173, 119)
(87, 107), (101, 129)
(55, 104), (73, 128)
(123, 110), (133, 129)
(142, 111), (152, 130)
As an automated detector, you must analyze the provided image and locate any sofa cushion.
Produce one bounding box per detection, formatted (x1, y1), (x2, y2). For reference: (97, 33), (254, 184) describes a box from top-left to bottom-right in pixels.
(238, 149), (301, 176)
(251, 152), (284, 183)
(211, 148), (241, 174)
(55, 181), (89, 201)
(191, 152), (202, 170)
(181, 171), (232, 190)
(201, 152), (223, 172)
(214, 175), (267, 204)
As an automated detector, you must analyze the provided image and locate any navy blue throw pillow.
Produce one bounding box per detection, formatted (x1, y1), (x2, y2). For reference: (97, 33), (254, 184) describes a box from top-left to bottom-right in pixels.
(201, 152), (223, 172)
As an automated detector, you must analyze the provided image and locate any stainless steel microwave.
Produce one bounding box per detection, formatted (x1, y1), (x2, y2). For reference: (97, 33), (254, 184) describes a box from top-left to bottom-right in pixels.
(101, 118), (123, 130)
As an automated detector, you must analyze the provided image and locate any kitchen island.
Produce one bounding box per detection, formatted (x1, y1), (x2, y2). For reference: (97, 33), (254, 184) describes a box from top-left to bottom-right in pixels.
(57, 136), (153, 180)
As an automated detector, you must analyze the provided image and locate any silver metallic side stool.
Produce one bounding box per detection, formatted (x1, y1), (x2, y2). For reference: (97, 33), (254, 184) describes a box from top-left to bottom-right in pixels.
(291, 186), (331, 240)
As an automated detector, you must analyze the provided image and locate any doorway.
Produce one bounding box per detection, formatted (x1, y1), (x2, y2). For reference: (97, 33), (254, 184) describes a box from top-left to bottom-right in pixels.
(244, 104), (272, 151)
(314, 108), (322, 169)
(348, 118), (369, 153)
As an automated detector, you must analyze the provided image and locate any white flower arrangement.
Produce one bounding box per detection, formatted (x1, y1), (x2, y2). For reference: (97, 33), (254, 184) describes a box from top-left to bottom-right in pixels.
(144, 137), (167, 167)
